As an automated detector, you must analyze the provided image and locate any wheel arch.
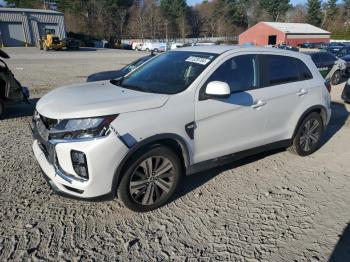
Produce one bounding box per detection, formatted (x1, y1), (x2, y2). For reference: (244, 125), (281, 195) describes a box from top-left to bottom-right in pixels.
(111, 133), (191, 196)
(292, 105), (328, 138)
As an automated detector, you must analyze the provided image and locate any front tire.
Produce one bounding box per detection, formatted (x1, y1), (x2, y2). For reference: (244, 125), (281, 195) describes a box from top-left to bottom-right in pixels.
(288, 112), (324, 156)
(0, 99), (5, 119)
(118, 146), (182, 212)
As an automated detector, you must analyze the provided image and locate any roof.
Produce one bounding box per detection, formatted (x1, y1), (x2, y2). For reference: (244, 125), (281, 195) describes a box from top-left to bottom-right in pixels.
(0, 7), (63, 15)
(173, 45), (240, 54)
(263, 22), (330, 34)
(171, 45), (310, 59)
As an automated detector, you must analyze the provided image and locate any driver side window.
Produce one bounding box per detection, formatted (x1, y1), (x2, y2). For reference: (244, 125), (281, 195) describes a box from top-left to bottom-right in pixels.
(206, 54), (259, 94)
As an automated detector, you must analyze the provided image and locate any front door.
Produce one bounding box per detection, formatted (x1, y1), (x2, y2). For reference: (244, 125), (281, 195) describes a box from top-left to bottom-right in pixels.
(194, 54), (270, 163)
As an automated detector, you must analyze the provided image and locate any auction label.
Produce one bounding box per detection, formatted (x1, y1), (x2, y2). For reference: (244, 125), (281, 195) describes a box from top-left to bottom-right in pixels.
(186, 56), (211, 65)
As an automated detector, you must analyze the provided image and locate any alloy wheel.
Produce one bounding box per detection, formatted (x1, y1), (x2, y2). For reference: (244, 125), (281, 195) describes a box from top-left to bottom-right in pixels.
(299, 118), (321, 152)
(129, 156), (175, 206)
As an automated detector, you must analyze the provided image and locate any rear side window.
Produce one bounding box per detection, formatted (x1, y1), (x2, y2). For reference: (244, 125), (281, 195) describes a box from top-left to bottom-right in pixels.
(265, 55), (300, 85)
(296, 59), (313, 80)
(206, 54), (259, 93)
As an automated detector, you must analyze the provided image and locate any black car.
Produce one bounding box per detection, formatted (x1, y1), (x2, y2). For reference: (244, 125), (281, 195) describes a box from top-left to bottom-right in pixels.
(62, 38), (80, 50)
(0, 49), (29, 118)
(342, 80), (350, 103)
(299, 42), (317, 48)
(340, 54), (350, 75)
(335, 46), (350, 58)
(86, 54), (155, 82)
(322, 42), (346, 54)
(306, 51), (344, 85)
(277, 44), (299, 52)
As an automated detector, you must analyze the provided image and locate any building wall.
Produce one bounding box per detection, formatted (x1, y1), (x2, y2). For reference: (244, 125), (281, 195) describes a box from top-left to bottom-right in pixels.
(0, 10), (66, 46)
(239, 22), (331, 47)
(285, 36), (330, 47)
(239, 22), (285, 46)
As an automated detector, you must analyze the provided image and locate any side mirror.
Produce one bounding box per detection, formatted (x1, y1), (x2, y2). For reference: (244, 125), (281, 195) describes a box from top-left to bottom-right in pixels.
(205, 81), (231, 99)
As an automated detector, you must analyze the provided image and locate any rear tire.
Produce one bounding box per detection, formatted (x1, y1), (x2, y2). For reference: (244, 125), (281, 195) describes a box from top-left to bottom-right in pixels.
(288, 112), (324, 156)
(331, 70), (342, 85)
(117, 145), (182, 212)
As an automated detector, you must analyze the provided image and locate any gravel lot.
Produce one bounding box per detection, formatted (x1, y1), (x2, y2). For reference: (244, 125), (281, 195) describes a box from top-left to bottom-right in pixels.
(1, 47), (350, 261)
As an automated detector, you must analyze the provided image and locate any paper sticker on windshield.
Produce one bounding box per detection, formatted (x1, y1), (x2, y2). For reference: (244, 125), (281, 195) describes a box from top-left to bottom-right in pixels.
(185, 56), (211, 65)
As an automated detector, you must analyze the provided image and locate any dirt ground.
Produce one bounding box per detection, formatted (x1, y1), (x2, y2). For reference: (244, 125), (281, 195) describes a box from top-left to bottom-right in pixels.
(0, 47), (350, 261)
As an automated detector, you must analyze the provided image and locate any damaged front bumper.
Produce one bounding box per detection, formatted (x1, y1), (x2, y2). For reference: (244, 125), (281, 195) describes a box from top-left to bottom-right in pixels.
(30, 116), (129, 199)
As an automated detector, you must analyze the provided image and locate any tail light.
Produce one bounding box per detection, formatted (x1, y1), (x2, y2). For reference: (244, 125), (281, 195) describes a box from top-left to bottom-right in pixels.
(325, 81), (331, 93)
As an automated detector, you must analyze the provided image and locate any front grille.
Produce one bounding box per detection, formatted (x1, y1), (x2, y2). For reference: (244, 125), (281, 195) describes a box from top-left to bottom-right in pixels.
(40, 115), (58, 130)
(32, 114), (57, 165)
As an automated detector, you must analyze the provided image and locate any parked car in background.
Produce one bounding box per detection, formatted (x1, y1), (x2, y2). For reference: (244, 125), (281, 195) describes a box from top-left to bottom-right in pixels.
(32, 46), (331, 212)
(86, 54), (155, 82)
(306, 51), (345, 85)
(62, 38), (80, 50)
(114, 42), (132, 50)
(277, 44), (299, 52)
(342, 79), (350, 103)
(132, 42), (143, 50)
(322, 42), (346, 54)
(334, 46), (350, 58)
(170, 43), (184, 50)
(299, 42), (328, 49)
(0, 49), (29, 119)
(339, 54), (350, 76)
(142, 42), (167, 52)
(299, 42), (317, 49)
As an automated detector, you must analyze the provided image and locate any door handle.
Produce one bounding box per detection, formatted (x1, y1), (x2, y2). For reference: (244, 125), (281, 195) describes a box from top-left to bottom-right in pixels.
(297, 89), (309, 97)
(251, 100), (267, 109)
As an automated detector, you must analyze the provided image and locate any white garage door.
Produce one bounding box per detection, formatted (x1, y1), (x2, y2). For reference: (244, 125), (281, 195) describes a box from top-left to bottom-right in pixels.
(0, 22), (26, 47)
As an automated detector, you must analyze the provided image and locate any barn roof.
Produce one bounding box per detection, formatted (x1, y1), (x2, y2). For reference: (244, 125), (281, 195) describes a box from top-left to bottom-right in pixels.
(0, 7), (63, 15)
(263, 22), (330, 34)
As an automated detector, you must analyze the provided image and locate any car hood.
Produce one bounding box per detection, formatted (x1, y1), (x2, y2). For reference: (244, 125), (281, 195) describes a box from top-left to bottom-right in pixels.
(86, 70), (125, 82)
(341, 55), (350, 62)
(36, 81), (169, 119)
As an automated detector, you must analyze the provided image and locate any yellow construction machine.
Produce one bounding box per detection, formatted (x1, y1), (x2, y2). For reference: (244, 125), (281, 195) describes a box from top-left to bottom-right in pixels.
(38, 29), (63, 51)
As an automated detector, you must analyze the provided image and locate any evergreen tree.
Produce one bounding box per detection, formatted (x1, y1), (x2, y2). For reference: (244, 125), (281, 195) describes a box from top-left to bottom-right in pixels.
(326, 0), (338, 20)
(307, 0), (322, 26)
(259, 0), (291, 21)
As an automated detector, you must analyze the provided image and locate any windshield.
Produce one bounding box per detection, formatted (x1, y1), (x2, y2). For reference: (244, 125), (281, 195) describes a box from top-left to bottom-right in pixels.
(117, 51), (217, 94)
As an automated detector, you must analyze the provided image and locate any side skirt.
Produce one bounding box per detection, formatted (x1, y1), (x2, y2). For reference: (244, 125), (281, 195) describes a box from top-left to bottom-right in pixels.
(186, 139), (292, 175)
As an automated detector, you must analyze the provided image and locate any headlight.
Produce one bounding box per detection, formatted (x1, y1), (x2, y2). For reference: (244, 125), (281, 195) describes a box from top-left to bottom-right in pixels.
(49, 115), (118, 140)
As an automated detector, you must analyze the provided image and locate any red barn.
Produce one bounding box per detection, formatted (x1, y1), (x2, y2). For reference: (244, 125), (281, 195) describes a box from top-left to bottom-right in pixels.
(239, 22), (330, 47)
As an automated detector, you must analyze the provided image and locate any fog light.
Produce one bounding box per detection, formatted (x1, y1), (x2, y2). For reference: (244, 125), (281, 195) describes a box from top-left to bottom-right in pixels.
(71, 150), (89, 179)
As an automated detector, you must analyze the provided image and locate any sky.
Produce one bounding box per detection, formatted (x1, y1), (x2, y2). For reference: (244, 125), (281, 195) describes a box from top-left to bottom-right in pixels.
(187, 0), (306, 6)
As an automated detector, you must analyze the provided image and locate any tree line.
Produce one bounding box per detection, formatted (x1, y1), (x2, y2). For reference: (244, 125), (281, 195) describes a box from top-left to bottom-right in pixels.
(5, 0), (350, 41)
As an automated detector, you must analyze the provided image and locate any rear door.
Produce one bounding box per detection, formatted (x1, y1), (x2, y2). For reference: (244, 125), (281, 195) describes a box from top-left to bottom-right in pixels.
(261, 55), (312, 142)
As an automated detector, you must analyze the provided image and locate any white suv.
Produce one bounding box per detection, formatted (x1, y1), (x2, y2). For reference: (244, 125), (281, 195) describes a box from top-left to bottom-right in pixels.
(31, 46), (331, 212)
